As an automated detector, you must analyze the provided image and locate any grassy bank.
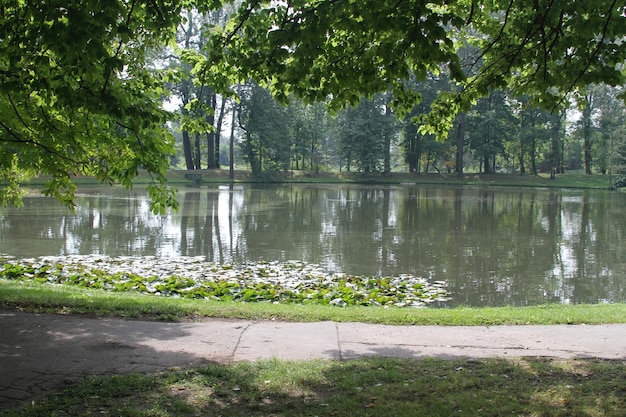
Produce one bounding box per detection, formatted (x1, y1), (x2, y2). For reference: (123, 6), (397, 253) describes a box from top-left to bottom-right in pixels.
(25, 169), (618, 190)
(159, 169), (618, 190)
(2, 279), (625, 326)
(3, 357), (625, 417)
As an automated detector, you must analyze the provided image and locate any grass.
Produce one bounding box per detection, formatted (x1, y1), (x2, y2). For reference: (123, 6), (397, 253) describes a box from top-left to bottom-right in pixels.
(5, 173), (624, 415)
(149, 169), (620, 191)
(2, 279), (626, 325)
(3, 357), (626, 417)
(3, 281), (626, 416)
(26, 169), (620, 190)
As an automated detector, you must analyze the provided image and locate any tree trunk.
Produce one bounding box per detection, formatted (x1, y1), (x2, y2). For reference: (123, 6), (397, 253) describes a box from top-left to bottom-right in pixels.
(550, 112), (562, 179)
(258, 143), (263, 173)
(229, 104), (236, 180)
(383, 104), (392, 175)
(483, 154), (492, 174)
(582, 94), (593, 174)
(206, 130), (216, 168)
(180, 14), (195, 171)
(526, 107), (538, 174)
(214, 97), (226, 169)
(194, 133), (201, 170)
(456, 112), (466, 179)
(519, 116), (526, 174)
(530, 136), (537, 175)
(519, 139), (526, 175)
(408, 135), (418, 173)
(182, 130), (195, 170)
(310, 137), (317, 172)
(206, 92), (217, 169)
(584, 136), (592, 174)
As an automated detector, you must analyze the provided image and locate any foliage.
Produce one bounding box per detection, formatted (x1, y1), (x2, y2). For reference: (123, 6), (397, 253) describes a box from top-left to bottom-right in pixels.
(466, 89), (517, 173)
(203, 0), (626, 139)
(237, 82), (293, 174)
(335, 95), (395, 174)
(286, 100), (329, 172)
(593, 85), (626, 175)
(168, 7), (236, 170)
(400, 75), (452, 173)
(3, 0), (625, 208)
(515, 97), (554, 175)
(0, 0), (182, 212)
(0, 256), (449, 308)
(615, 176), (626, 188)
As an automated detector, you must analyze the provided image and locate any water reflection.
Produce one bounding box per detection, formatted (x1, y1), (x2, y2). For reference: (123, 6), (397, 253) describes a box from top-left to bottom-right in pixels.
(1, 184), (625, 307)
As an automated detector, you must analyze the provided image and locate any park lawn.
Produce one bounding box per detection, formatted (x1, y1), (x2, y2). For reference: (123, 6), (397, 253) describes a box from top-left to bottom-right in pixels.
(26, 169), (618, 190)
(158, 169), (618, 190)
(2, 281), (626, 416)
(2, 356), (625, 417)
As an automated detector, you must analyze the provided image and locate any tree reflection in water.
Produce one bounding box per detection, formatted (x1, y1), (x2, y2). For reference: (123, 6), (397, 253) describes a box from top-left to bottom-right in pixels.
(1, 184), (624, 307)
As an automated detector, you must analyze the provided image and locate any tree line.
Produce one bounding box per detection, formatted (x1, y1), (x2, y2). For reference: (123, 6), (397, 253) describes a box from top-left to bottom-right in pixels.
(165, 11), (626, 179)
(2, 1), (625, 211)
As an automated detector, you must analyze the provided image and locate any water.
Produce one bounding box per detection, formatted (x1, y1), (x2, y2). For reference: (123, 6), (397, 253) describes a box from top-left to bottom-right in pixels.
(1, 184), (625, 307)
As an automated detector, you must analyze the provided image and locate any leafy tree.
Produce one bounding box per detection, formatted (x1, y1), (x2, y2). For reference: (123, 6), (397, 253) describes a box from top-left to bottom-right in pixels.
(401, 74), (454, 173)
(169, 8), (233, 170)
(578, 89), (596, 175)
(170, 9), (204, 170)
(335, 95), (395, 175)
(4, 0), (626, 209)
(203, 1), (626, 137)
(237, 82), (291, 174)
(286, 100), (328, 172)
(466, 89), (516, 173)
(593, 85), (626, 178)
(514, 98), (553, 175)
(548, 111), (566, 179)
(0, 0), (185, 212)
(450, 111), (468, 178)
(563, 130), (584, 172)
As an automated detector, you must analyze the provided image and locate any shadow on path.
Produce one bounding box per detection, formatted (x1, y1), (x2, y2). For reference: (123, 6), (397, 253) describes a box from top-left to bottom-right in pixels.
(0, 311), (244, 410)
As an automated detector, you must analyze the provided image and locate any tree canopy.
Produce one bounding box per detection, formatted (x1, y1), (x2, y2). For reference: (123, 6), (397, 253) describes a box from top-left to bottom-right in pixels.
(2, 0), (625, 209)
(0, 0), (184, 212)
(204, 0), (625, 133)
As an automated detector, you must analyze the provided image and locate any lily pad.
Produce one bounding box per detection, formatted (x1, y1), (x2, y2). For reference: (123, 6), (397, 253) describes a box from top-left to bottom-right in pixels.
(0, 255), (450, 307)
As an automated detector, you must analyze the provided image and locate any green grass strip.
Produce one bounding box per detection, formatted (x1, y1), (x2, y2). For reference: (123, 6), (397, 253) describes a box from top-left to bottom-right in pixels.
(2, 279), (625, 325)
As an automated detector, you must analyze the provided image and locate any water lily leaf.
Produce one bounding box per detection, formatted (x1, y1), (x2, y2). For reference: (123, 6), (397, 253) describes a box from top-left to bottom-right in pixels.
(0, 256), (450, 307)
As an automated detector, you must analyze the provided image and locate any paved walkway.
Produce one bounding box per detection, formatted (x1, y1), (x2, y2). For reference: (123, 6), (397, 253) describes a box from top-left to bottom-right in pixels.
(1, 310), (625, 410)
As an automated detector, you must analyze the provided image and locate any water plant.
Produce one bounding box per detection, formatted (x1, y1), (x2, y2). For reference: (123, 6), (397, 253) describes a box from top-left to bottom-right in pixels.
(0, 255), (449, 308)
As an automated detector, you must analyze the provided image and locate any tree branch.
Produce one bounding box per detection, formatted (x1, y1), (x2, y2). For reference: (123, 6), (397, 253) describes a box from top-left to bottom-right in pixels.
(101, 0), (137, 96)
(559, 0), (619, 101)
(0, 120), (79, 164)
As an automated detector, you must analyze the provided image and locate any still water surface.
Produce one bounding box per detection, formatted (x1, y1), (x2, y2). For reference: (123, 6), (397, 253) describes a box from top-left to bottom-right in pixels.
(1, 184), (625, 307)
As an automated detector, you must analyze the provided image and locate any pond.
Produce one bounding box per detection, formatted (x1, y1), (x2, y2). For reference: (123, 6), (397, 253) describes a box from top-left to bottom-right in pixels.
(1, 183), (625, 307)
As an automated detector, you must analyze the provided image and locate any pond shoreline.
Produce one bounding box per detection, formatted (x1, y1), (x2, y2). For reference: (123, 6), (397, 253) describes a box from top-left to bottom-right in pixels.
(27, 169), (620, 190)
(2, 277), (626, 326)
(7, 181), (626, 307)
(0, 256), (449, 308)
(166, 169), (617, 189)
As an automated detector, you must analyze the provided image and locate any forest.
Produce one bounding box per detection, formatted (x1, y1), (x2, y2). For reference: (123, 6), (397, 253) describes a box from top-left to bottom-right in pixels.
(1, 0), (625, 211)
(166, 7), (626, 181)
(169, 69), (626, 179)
